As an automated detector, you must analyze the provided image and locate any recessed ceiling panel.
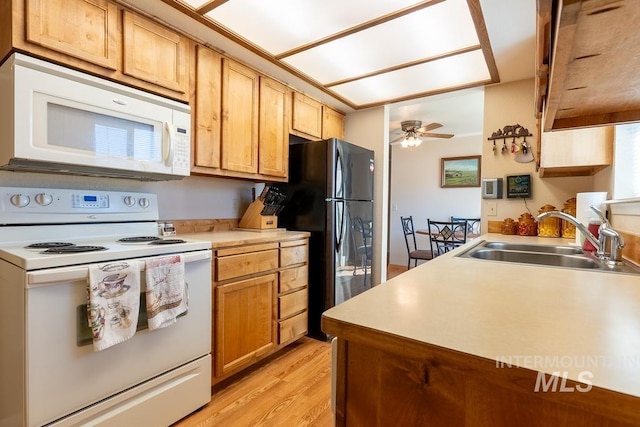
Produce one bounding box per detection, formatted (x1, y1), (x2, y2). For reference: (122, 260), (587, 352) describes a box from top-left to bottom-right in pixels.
(282, 1), (479, 84)
(330, 50), (490, 106)
(203, 0), (423, 54)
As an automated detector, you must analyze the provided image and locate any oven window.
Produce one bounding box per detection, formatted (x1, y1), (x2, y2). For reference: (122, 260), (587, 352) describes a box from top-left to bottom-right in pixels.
(76, 293), (187, 347)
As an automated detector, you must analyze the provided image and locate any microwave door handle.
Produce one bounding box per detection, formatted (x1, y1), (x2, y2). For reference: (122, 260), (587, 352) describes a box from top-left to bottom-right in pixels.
(163, 122), (175, 166)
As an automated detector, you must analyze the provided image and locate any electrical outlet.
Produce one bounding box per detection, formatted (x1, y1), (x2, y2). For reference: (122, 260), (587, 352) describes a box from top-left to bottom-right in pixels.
(487, 201), (497, 216)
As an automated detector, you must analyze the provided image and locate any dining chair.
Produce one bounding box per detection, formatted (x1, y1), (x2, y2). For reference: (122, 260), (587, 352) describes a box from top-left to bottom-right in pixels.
(428, 219), (468, 257)
(351, 217), (371, 276)
(451, 217), (481, 238)
(400, 216), (434, 269)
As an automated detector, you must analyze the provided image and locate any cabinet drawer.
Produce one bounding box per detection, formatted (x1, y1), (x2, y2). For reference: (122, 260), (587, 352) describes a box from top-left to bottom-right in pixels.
(216, 249), (279, 281)
(279, 265), (308, 293)
(280, 244), (308, 267)
(278, 311), (308, 344)
(278, 288), (307, 319)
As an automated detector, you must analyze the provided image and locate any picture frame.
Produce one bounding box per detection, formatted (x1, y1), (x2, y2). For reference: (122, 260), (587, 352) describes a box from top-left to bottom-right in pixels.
(440, 155), (481, 188)
(506, 174), (532, 198)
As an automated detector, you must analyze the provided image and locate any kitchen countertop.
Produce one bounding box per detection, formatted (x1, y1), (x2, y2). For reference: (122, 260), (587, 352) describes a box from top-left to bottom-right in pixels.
(181, 229), (309, 249)
(322, 233), (640, 398)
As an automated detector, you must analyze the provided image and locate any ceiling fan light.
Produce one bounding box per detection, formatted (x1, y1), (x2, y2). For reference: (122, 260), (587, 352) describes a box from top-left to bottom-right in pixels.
(401, 133), (422, 148)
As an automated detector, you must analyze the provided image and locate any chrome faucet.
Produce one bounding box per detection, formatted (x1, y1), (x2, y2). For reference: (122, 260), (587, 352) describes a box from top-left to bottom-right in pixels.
(535, 206), (625, 264)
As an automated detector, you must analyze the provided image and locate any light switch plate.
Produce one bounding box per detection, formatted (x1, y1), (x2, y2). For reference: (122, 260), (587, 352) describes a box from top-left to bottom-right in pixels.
(487, 201), (497, 216)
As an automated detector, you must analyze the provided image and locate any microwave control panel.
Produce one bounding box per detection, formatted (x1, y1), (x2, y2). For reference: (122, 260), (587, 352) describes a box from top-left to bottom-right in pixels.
(172, 127), (190, 171)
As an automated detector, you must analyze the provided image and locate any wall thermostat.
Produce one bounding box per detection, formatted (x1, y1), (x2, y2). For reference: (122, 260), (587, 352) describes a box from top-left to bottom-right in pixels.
(482, 178), (503, 199)
(506, 174), (532, 198)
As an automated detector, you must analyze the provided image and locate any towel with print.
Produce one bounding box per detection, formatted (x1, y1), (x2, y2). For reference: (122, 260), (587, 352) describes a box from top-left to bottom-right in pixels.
(88, 261), (140, 351)
(145, 255), (187, 330)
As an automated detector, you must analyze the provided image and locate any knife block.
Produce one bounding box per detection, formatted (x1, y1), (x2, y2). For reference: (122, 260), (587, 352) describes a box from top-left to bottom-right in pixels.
(239, 199), (278, 229)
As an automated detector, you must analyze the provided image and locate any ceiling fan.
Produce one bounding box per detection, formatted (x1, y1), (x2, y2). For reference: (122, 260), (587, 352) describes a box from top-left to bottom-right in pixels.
(390, 120), (454, 147)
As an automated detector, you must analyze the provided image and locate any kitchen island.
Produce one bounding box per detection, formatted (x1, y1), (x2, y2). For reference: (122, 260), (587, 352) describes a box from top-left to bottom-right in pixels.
(322, 234), (640, 426)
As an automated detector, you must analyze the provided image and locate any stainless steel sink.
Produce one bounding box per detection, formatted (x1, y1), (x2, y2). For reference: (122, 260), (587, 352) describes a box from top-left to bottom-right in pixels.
(457, 241), (640, 275)
(482, 242), (585, 255)
(468, 249), (601, 269)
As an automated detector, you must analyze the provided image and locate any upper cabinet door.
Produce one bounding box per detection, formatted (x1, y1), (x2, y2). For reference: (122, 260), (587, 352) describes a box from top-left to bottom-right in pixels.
(259, 76), (290, 178)
(194, 45), (222, 170)
(26, 0), (118, 69)
(322, 106), (345, 140)
(221, 59), (259, 174)
(292, 92), (322, 139)
(122, 11), (188, 94)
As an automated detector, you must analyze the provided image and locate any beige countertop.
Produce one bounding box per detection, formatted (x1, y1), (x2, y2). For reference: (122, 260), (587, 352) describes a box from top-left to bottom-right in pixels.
(322, 234), (640, 398)
(181, 229), (309, 249)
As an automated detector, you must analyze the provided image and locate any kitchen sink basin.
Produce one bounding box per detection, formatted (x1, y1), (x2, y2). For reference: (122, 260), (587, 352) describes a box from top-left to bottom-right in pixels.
(457, 241), (640, 275)
(482, 242), (585, 255)
(468, 249), (600, 269)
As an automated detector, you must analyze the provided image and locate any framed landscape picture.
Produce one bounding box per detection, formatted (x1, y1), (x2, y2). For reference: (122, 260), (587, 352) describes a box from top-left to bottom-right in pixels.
(441, 155), (481, 188)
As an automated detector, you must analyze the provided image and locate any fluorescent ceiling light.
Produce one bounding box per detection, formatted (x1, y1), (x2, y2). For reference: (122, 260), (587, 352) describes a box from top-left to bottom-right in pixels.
(165, 0), (499, 109)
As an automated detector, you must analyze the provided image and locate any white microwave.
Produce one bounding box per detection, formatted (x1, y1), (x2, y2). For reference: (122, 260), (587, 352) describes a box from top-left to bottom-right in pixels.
(0, 54), (190, 181)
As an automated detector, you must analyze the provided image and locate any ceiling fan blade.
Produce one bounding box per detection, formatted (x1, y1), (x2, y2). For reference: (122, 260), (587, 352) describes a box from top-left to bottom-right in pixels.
(419, 132), (454, 139)
(417, 122), (442, 132)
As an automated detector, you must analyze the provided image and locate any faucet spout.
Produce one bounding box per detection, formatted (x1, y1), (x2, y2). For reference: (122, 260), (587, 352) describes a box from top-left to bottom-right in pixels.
(535, 211), (601, 254)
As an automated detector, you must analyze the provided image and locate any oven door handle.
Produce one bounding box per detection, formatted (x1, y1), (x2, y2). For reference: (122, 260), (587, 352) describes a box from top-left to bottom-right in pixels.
(26, 250), (212, 286)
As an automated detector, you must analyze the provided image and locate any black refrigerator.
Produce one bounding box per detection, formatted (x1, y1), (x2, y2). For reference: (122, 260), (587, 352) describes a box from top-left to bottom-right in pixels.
(274, 138), (374, 340)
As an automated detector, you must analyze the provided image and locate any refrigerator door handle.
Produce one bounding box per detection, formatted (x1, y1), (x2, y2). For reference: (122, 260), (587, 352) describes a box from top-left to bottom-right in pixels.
(335, 200), (345, 252)
(335, 147), (344, 199)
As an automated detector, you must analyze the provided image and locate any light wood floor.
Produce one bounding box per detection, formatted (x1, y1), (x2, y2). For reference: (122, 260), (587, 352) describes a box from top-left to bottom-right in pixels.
(172, 337), (333, 427)
(173, 265), (405, 427)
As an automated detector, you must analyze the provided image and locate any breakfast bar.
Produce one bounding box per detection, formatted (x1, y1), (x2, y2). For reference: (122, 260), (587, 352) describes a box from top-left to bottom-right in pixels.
(322, 234), (640, 426)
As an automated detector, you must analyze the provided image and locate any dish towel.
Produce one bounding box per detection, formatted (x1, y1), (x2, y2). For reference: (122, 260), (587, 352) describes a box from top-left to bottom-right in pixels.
(87, 261), (141, 352)
(145, 255), (187, 330)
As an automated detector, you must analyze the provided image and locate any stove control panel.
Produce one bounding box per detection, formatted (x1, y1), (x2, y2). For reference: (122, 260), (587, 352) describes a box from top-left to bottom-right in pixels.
(0, 187), (159, 224)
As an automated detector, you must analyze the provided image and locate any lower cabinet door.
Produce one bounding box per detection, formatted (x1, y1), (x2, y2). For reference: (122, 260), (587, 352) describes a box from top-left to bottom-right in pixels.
(214, 273), (277, 377)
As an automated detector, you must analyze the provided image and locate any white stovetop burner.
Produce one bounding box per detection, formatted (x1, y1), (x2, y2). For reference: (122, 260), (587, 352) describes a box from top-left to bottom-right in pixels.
(0, 186), (210, 270)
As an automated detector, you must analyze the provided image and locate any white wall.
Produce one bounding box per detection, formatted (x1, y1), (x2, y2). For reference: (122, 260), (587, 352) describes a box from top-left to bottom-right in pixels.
(0, 171), (255, 220)
(389, 135), (482, 267)
(344, 107), (388, 285)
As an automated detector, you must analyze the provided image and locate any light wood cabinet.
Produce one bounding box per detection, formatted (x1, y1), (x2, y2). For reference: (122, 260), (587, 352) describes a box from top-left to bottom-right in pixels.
(214, 273), (277, 378)
(538, 126), (614, 177)
(322, 105), (345, 140)
(26, 0), (118, 69)
(3, 0), (191, 101)
(193, 45), (222, 169)
(291, 91), (323, 139)
(221, 58), (260, 174)
(259, 76), (290, 178)
(212, 237), (309, 384)
(122, 11), (189, 94)
(192, 50), (290, 181)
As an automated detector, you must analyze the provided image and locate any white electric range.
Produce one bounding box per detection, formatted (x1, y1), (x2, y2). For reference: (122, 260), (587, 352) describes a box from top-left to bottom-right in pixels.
(0, 187), (212, 427)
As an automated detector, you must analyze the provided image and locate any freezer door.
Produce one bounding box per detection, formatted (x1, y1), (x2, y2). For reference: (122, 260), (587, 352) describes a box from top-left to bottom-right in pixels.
(329, 139), (374, 201)
(332, 200), (373, 306)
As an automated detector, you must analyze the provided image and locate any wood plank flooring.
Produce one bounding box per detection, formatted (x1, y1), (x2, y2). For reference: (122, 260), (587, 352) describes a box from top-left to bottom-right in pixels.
(172, 337), (333, 427)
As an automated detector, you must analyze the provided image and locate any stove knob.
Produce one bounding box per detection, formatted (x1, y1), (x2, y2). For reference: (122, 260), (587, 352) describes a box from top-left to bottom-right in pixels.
(35, 193), (53, 206)
(138, 198), (150, 208)
(123, 196), (136, 207)
(10, 194), (30, 208)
